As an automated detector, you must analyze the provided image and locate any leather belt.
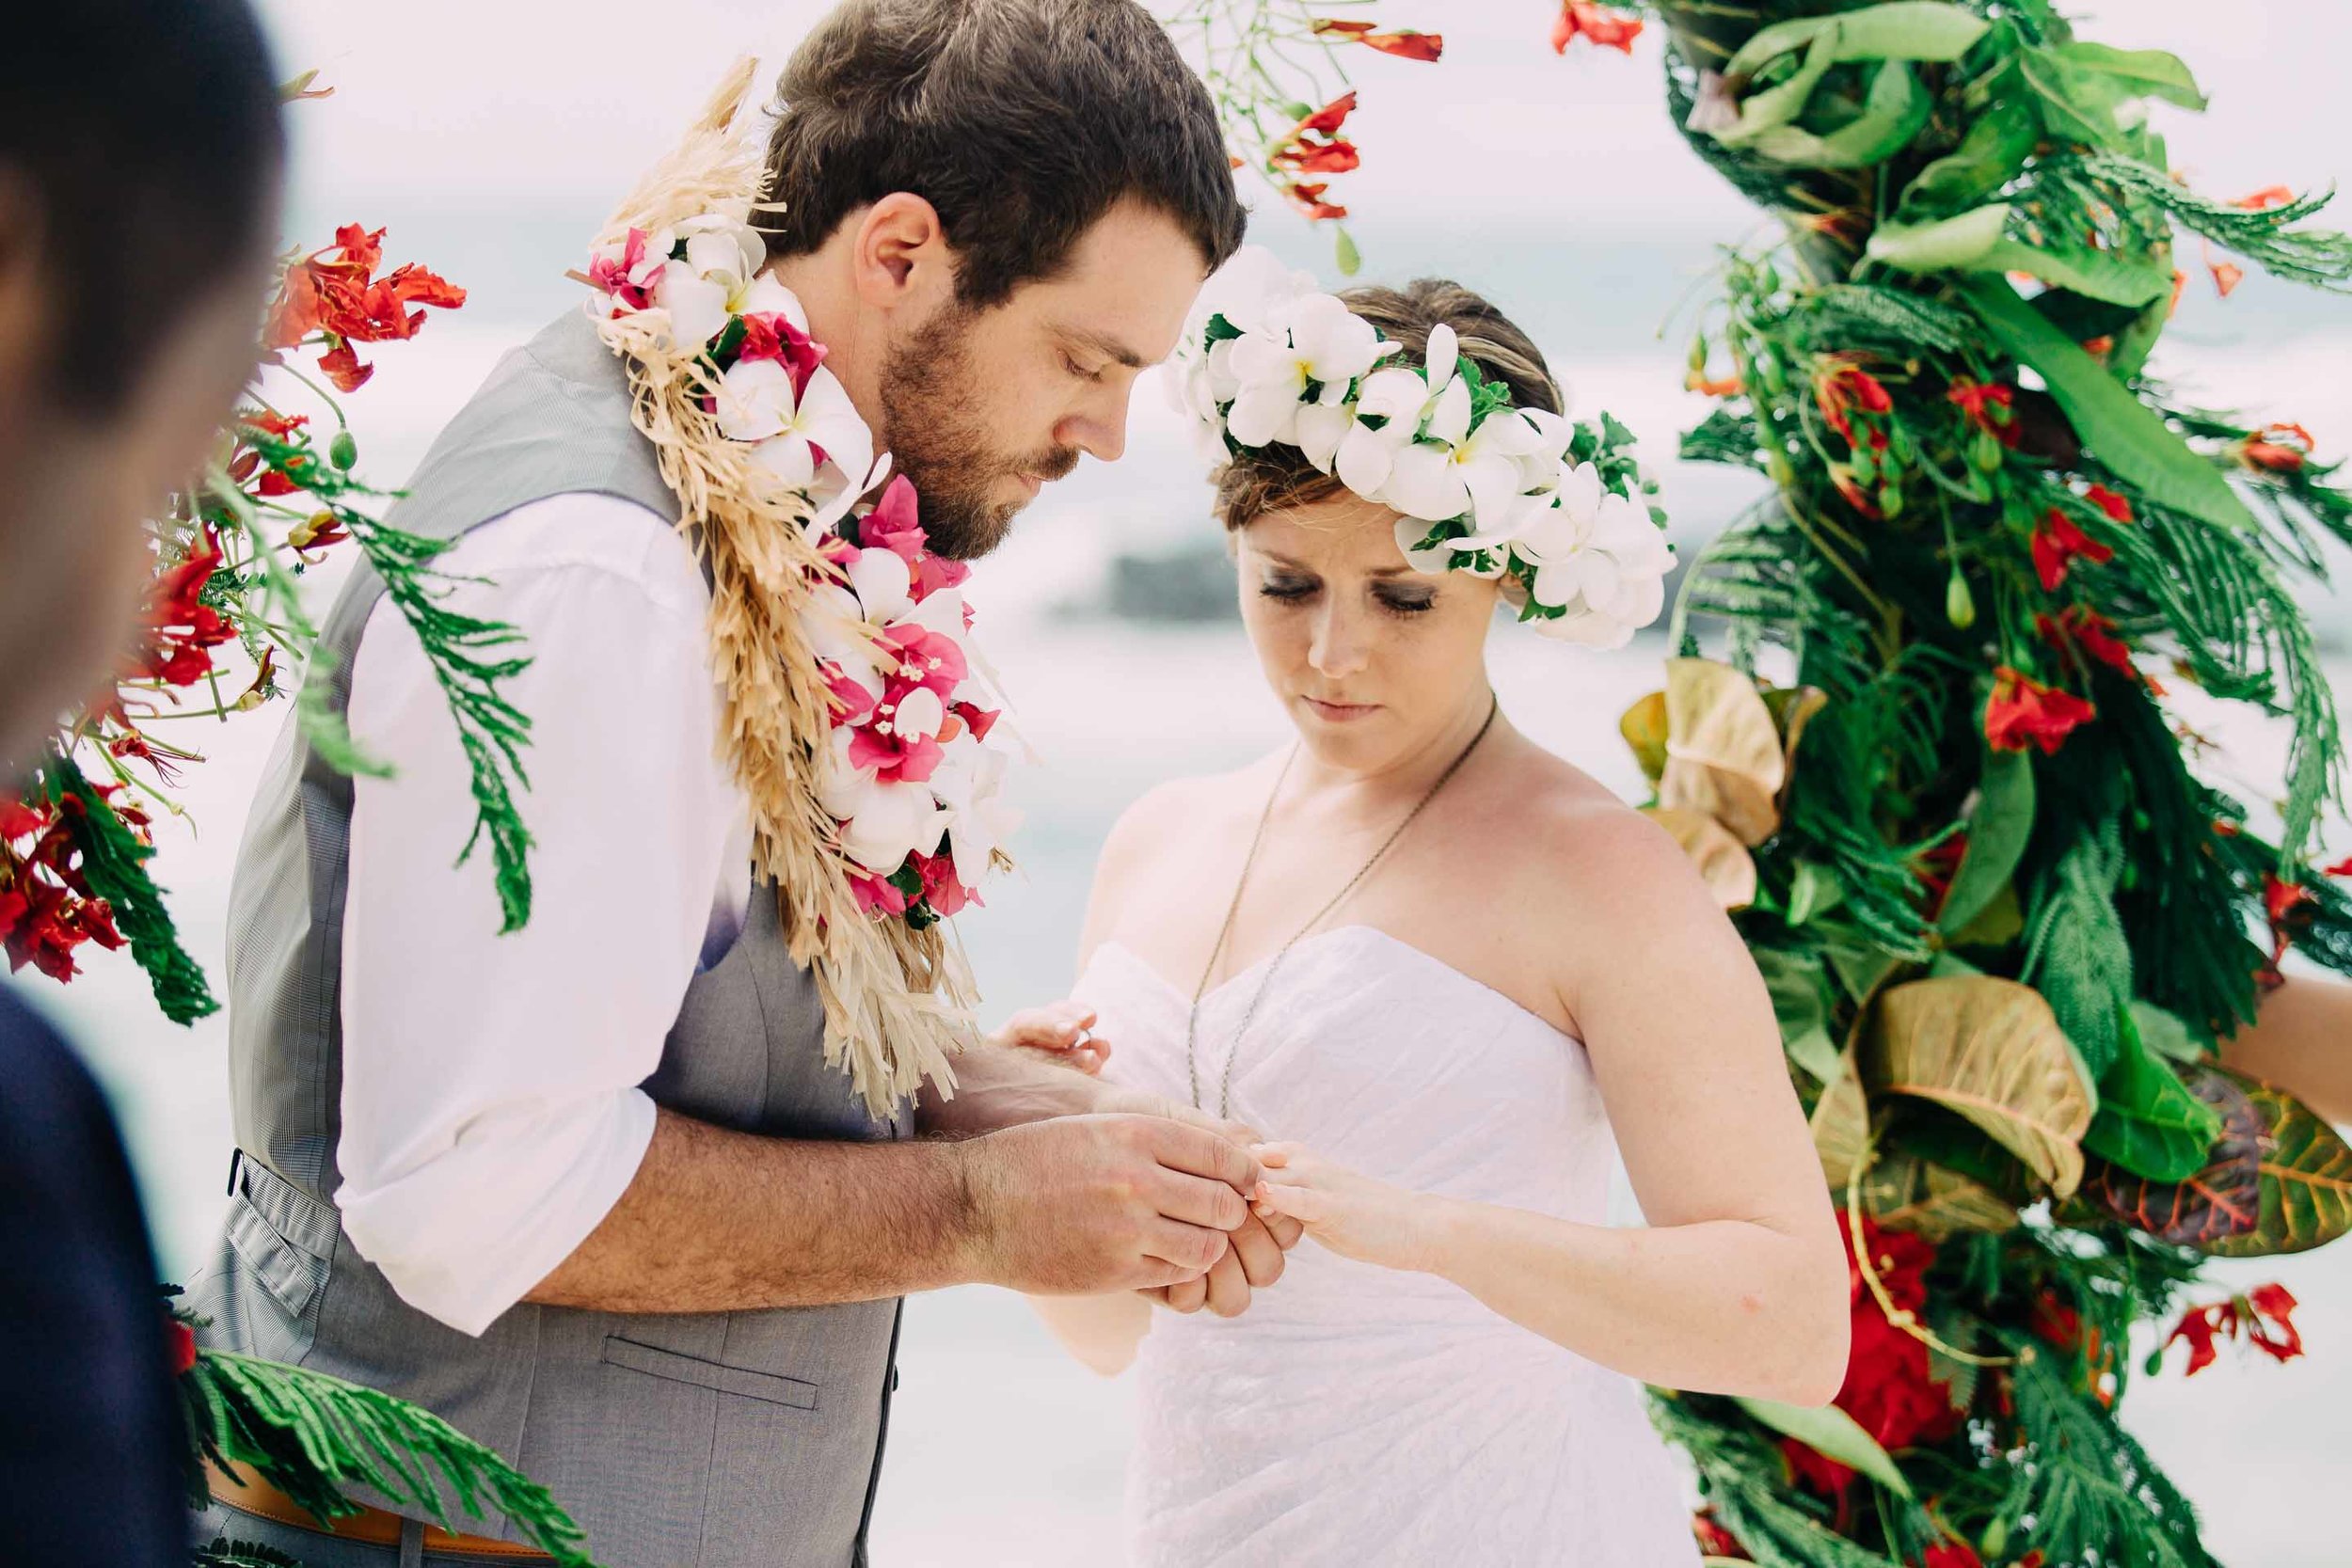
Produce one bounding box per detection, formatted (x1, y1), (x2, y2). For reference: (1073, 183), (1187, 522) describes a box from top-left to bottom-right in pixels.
(207, 1458), (557, 1561)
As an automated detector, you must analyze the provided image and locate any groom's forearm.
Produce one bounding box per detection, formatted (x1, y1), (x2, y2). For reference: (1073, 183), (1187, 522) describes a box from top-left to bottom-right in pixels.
(915, 1040), (1104, 1135)
(524, 1108), (979, 1313)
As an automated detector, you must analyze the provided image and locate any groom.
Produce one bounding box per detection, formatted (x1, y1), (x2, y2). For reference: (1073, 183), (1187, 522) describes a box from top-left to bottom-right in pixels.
(194, 3), (1288, 1564)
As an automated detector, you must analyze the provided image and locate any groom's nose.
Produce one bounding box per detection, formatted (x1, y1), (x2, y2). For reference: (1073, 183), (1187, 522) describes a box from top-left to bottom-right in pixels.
(1057, 382), (1134, 464)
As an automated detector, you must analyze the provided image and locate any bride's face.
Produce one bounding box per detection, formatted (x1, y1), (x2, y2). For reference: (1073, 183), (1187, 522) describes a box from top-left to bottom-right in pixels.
(1236, 493), (1499, 772)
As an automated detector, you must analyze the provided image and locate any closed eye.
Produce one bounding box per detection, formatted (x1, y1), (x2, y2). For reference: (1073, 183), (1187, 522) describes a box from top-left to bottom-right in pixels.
(1061, 353), (1105, 384)
(1258, 575), (1317, 602)
(1375, 587), (1436, 616)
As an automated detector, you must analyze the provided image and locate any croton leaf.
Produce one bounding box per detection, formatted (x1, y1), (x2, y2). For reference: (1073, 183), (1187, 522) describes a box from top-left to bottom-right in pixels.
(1660, 657), (1786, 846)
(1866, 975), (2096, 1197)
(2081, 1006), (2225, 1182)
(1620, 689), (1669, 785)
(2082, 1064), (2263, 1246)
(1863, 1149), (2021, 1242)
(1646, 805), (1759, 911)
(2202, 1069), (2352, 1257)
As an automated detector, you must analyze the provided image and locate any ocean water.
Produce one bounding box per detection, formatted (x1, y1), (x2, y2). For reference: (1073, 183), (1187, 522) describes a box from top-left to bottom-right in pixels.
(26, 296), (2352, 1564)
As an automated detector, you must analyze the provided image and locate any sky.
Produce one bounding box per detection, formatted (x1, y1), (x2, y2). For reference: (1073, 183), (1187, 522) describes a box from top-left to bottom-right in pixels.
(251, 1), (2351, 266)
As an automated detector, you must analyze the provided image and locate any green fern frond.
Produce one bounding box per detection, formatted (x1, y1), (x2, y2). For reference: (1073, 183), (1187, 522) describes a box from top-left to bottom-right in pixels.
(2070, 154), (2352, 290)
(186, 1351), (596, 1567)
(40, 752), (217, 1023)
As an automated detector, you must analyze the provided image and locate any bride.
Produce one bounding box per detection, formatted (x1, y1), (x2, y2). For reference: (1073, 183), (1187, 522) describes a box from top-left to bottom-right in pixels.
(1020, 268), (1851, 1565)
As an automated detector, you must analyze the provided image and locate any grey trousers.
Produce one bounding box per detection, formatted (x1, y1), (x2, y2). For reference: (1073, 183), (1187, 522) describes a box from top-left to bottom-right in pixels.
(194, 1498), (554, 1568)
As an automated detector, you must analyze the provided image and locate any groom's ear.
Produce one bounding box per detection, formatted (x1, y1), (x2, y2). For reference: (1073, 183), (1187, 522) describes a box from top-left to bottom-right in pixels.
(850, 193), (957, 313)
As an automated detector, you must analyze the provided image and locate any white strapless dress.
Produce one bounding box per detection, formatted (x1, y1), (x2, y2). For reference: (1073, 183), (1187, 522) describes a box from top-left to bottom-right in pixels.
(1072, 926), (1702, 1568)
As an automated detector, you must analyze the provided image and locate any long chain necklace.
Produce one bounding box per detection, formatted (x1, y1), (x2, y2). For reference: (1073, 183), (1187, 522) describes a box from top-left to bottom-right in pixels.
(1184, 697), (1500, 1117)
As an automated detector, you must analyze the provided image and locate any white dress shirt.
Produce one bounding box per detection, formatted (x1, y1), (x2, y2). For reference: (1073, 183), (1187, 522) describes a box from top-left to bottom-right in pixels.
(334, 491), (753, 1336)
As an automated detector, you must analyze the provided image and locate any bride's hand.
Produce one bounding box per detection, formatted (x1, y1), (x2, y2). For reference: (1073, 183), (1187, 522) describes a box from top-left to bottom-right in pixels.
(988, 1000), (1109, 1075)
(1251, 1143), (1438, 1273)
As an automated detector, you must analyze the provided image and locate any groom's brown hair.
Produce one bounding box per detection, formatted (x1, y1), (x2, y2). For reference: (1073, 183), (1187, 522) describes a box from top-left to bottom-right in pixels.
(764, 0), (1245, 304)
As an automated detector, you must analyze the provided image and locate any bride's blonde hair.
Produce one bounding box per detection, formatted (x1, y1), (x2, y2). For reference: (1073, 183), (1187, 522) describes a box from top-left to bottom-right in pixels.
(1211, 277), (1563, 533)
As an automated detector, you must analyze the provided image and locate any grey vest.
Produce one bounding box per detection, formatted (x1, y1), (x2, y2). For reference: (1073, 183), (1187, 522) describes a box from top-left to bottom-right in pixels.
(192, 312), (911, 1568)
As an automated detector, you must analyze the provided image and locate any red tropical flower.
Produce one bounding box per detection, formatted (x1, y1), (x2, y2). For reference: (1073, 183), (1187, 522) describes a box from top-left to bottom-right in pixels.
(2234, 185), (2296, 212)
(1550, 1), (1644, 54)
(1829, 466), (1883, 520)
(1783, 1218), (1957, 1505)
(1985, 666), (2096, 754)
(1919, 1544), (1984, 1568)
(847, 868), (909, 919)
(1691, 1510), (1749, 1560)
(167, 1320), (199, 1377)
(2166, 1284), (2302, 1375)
(911, 848), (979, 919)
(2082, 483), (2133, 524)
(265, 223), (465, 393)
(1283, 182), (1348, 221)
(2036, 606), (2141, 684)
(2239, 421), (2314, 472)
(141, 530), (238, 688)
(1812, 359), (1895, 447)
(2030, 507), (2115, 592)
(1947, 378), (2019, 446)
(1311, 19), (1444, 61)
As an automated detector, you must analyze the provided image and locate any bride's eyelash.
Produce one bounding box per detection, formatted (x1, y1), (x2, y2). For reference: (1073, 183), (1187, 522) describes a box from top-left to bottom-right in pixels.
(1258, 578), (1317, 603)
(1375, 590), (1436, 617)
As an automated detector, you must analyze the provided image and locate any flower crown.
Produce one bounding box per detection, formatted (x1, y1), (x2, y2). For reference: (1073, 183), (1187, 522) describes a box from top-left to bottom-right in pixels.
(1173, 250), (1674, 648)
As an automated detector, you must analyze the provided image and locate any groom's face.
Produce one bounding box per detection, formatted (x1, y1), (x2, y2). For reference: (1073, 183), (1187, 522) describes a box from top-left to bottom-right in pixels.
(879, 198), (1208, 559)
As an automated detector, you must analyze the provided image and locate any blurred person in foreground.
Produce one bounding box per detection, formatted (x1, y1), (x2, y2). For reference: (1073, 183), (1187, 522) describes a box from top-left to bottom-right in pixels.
(0, 1), (285, 1563)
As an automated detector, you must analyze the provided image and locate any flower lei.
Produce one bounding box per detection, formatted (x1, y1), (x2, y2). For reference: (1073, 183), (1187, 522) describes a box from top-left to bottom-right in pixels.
(580, 60), (1003, 1110)
(1173, 250), (1675, 649)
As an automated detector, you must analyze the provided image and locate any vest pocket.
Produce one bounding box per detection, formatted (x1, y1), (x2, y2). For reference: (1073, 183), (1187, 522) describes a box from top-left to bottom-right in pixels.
(600, 1335), (819, 1410)
(222, 1157), (339, 1322)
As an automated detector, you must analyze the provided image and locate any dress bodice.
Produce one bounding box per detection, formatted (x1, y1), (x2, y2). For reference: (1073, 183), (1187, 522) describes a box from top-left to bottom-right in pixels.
(1073, 926), (1701, 1567)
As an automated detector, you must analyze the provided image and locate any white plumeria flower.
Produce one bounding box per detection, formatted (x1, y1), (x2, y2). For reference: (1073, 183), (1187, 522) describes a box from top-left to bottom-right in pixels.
(1336, 321), (1499, 521)
(844, 546), (915, 626)
(1509, 467), (1674, 644)
(930, 735), (1022, 894)
(652, 215), (787, 348)
(1223, 293), (1392, 452)
(818, 729), (948, 873)
(717, 361), (875, 496)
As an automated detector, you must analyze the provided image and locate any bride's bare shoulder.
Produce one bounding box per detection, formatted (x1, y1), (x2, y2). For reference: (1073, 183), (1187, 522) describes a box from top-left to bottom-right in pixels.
(1477, 739), (1705, 910)
(1092, 753), (1281, 897)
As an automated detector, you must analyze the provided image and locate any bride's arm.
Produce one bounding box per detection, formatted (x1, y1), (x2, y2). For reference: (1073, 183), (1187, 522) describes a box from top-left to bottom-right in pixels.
(1025, 783), (1200, 1376)
(1256, 809), (1850, 1407)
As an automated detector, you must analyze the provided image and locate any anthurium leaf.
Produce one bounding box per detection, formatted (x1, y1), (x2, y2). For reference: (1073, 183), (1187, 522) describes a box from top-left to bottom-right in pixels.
(1811, 1045), (1872, 1189)
(1715, 30), (1838, 148)
(1977, 239), (2171, 307)
(2053, 40), (2207, 111)
(1939, 749), (2035, 938)
(2024, 819), (2133, 1080)
(1900, 91), (2038, 215)
(1867, 203), (2012, 271)
(1755, 947), (1843, 1085)
(1956, 276), (2260, 533)
(2201, 1069), (2352, 1257)
(1735, 1398), (1915, 1498)
(2082, 1007), (2226, 1181)
(1864, 1149), (2021, 1242)
(2018, 45), (2125, 151)
(2083, 1064), (2264, 1246)
(1867, 975), (2096, 1197)
(1725, 2), (1990, 78)
(1620, 689), (1669, 785)
(1646, 806), (1759, 911)
(1898, 1105), (2036, 1204)
(1749, 59), (1932, 169)
(1661, 657), (1786, 846)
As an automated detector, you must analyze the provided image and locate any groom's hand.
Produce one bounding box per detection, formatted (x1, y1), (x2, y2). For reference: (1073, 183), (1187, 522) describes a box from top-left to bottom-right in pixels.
(1147, 1205), (1302, 1318)
(961, 1114), (1260, 1293)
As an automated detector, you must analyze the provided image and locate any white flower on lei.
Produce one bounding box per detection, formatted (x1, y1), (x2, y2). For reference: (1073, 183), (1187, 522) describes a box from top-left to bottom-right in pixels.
(930, 734), (1021, 893)
(818, 728), (948, 874)
(1510, 461), (1676, 649)
(1223, 292), (1392, 465)
(652, 214), (796, 348)
(713, 359), (875, 508)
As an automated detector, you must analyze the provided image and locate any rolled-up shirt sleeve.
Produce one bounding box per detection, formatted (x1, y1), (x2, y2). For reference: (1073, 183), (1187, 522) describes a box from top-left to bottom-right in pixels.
(334, 491), (746, 1337)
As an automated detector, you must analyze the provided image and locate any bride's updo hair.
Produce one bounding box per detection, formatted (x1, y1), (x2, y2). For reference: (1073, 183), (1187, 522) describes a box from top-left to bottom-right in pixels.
(1213, 277), (1563, 533)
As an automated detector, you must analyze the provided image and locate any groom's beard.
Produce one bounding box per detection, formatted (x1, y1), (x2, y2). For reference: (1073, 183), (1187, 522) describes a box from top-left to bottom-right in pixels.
(878, 304), (1078, 561)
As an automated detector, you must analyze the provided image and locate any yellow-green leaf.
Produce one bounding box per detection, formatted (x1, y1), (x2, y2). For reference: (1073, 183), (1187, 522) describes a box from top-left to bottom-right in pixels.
(1866, 975), (2096, 1197)
(1735, 1397), (1915, 1497)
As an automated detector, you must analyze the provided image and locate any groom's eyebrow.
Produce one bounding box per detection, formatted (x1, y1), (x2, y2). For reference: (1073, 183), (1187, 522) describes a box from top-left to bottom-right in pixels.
(1058, 325), (1152, 370)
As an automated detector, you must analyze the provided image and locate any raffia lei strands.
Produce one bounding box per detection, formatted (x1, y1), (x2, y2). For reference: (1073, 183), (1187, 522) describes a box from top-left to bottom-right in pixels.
(588, 59), (977, 1116)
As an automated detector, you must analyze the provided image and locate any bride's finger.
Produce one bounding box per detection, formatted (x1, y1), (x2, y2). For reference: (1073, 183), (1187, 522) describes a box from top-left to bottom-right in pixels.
(1254, 1181), (1327, 1224)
